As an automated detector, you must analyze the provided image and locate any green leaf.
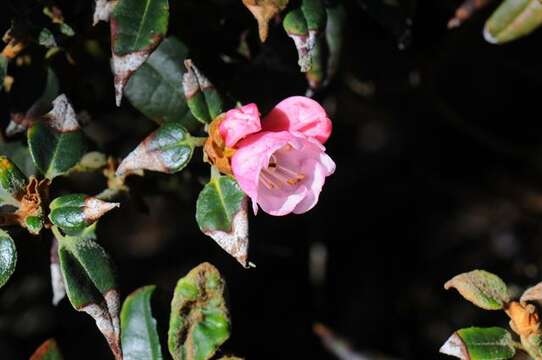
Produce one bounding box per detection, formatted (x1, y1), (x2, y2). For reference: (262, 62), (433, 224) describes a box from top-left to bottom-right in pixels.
(54, 225), (122, 359)
(182, 60), (223, 124)
(30, 338), (63, 360)
(444, 270), (510, 310)
(323, 3), (346, 87)
(116, 121), (200, 176)
(440, 327), (515, 360)
(49, 194), (119, 235)
(168, 262), (230, 360)
(125, 37), (197, 128)
(39, 28), (57, 48)
(283, 0), (326, 72)
(27, 94), (86, 180)
(196, 176), (249, 267)
(0, 142), (37, 177)
(484, 0), (542, 44)
(110, 0), (169, 105)
(0, 155), (27, 205)
(0, 229), (17, 289)
(121, 285), (163, 360)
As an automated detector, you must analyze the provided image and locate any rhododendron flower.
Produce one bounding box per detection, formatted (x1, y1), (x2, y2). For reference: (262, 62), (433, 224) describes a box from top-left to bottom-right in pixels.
(215, 96), (336, 216)
(231, 131), (335, 215)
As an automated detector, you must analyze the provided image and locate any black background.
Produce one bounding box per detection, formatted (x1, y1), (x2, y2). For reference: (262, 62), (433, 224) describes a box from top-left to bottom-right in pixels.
(2, 0), (542, 359)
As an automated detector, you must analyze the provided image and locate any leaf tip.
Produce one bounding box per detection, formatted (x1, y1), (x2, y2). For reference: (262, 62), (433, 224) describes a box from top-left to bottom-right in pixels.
(440, 333), (468, 359)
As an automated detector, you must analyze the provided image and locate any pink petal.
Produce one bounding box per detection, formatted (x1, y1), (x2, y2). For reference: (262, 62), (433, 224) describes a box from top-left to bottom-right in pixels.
(219, 103), (262, 148)
(257, 182), (308, 216)
(231, 131), (302, 212)
(263, 96), (332, 144)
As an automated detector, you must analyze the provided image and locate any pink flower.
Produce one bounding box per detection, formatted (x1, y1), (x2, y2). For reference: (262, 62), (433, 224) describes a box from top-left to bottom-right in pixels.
(219, 103), (261, 148)
(262, 96), (332, 144)
(214, 96), (335, 216)
(231, 131), (335, 216)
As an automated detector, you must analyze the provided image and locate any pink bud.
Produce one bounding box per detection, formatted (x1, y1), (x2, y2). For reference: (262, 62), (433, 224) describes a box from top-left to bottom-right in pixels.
(219, 103), (262, 148)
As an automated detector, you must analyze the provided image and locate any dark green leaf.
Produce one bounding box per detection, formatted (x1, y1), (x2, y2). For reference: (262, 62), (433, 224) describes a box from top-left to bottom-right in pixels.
(182, 60), (223, 124)
(49, 194), (119, 235)
(0, 229), (17, 289)
(440, 327), (515, 360)
(484, 0), (542, 44)
(110, 0), (169, 105)
(125, 37), (197, 129)
(168, 262), (230, 360)
(444, 270), (510, 310)
(30, 338), (63, 360)
(27, 94), (86, 180)
(55, 225), (122, 359)
(116, 121), (200, 176)
(0, 55), (7, 90)
(196, 176), (249, 267)
(121, 285), (163, 360)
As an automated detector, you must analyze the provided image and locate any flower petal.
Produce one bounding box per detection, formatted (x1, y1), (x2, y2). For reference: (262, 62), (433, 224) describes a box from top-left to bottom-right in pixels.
(263, 96), (332, 144)
(219, 103), (262, 147)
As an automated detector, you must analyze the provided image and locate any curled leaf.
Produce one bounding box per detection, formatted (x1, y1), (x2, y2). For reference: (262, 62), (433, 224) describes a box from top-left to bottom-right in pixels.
(30, 338), (64, 360)
(168, 262), (231, 360)
(55, 225), (122, 359)
(49, 194), (119, 235)
(241, 0), (289, 42)
(444, 270), (510, 310)
(196, 176), (250, 267)
(121, 285), (163, 360)
(50, 237), (66, 305)
(110, 0), (169, 105)
(440, 327), (515, 360)
(0, 229), (17, 289)
(484, 0), (542, 44)
(183, 60), (223, 124)
(94, 0), (117, 25)
(0, 155), (27, 205)
(116, 122), (200, 176)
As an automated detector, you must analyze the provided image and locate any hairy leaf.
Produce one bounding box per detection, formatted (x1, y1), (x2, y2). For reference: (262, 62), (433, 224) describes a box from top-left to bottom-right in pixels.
(27, 94), (86, 180)
(196, 176), (249, 267)
(0, 229), (17, 289)
(168, 262), (230, 360)
(30, 338), (63, 360)
(484, 0), (542, 44)
(440, 327), (515, 360)
(55, 225), (122, 359)
(110, 0), (169, 105)
(444, 270), (510, 310)
(121, 285), (163, 360)
(116, 121), (199, 176)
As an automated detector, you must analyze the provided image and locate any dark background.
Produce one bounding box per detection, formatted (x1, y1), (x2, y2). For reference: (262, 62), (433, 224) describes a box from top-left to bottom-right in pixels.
(2, 0), (542, 359)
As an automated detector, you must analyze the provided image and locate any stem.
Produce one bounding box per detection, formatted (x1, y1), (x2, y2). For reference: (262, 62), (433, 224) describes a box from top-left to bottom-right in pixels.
(512, 340), (525, 351)
(51, 225), (65, 242)
(190, 136), (207, 147)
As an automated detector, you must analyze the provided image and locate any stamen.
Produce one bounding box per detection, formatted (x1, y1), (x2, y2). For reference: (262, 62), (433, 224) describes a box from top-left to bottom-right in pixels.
(260, 171), (277, 189)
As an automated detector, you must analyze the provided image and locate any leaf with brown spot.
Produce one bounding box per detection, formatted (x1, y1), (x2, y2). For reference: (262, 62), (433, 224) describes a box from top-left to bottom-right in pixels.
(242, 0), (289, 42)
(30, 338), (63, 360)
(168, 262), (231, 360)
(440, 327), (515, 360)
(110, 0), (169, 105)
(54, 224), (122, 360)
(116, 121), (201, 176)
(444, 270), (510, 310)
(196, 176), (250, 267)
